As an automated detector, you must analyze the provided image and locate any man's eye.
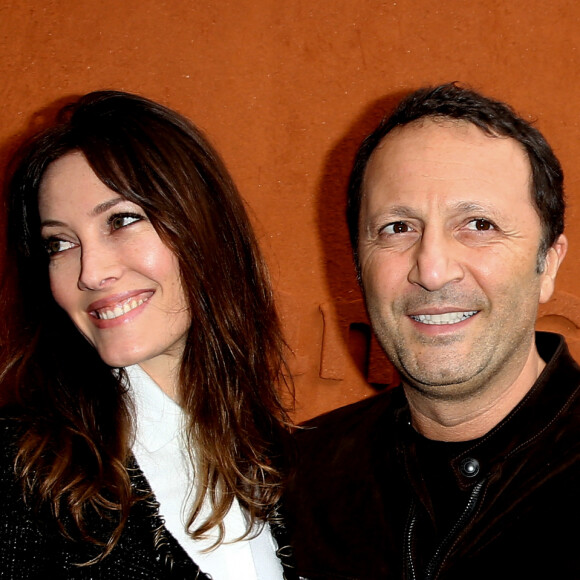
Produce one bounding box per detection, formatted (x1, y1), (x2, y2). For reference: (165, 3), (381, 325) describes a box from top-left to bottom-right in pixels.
(466, 219), (495, 231)
(382, 221), (411, 234)
(108, 213), (142, 231)
(44, 238), (76, 256)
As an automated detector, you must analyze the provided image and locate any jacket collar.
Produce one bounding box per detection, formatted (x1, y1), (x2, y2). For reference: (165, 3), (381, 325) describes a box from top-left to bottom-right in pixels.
(396, 332), (580, 490)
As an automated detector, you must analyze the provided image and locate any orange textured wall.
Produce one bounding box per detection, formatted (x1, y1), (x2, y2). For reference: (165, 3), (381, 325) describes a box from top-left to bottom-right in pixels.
(2, 1), (580, 422)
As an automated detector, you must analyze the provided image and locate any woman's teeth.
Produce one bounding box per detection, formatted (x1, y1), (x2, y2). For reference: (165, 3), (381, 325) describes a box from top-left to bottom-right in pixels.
(95, 296), (148, 320)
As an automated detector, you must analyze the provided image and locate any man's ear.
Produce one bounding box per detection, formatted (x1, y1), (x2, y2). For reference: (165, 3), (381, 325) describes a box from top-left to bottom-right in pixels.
(539, 234), (568, 304)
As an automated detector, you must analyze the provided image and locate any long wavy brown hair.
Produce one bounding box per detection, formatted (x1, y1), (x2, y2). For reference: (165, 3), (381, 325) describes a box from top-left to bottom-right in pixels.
(0, 90), (290, 560)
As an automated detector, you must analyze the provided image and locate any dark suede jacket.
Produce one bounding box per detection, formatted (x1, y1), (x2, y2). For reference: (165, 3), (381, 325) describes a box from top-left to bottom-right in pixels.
(0, 416), (295, 579)
(284, 332), (580, 579)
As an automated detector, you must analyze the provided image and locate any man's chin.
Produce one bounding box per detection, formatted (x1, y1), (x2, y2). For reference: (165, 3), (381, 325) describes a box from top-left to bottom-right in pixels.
(399, 360), (489, 402)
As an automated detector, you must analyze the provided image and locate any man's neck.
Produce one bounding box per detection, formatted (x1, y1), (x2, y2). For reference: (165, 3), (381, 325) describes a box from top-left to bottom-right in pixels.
(404, 347), (547, 442)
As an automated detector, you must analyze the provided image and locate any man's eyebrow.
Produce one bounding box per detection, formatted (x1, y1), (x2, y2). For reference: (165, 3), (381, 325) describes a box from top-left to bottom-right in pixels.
(365, 201), (502, 225)
(451, 201), (502, 216)
(453, 201), (487, 212)
(371, 205), (418, 219)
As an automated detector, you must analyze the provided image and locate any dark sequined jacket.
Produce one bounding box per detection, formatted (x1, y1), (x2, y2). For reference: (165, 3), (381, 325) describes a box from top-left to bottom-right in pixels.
(0, 417), (295, 579)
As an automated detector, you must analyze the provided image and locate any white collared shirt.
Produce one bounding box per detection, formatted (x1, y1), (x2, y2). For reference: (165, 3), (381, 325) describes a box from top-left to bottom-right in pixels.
(126, 364), (284, 580)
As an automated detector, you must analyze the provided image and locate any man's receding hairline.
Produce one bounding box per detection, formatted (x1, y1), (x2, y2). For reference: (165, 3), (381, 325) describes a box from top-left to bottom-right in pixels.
(360, 114), (533, 190)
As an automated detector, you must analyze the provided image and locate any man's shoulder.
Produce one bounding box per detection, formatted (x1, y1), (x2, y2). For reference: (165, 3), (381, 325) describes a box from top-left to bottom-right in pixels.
(302, 387), (400, 425)
(286, 389), (407, 579)
(293, 388), (404, 460)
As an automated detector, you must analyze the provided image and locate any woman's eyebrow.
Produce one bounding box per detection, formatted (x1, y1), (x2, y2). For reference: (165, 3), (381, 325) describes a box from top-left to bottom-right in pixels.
(40, 198), (125, 229)
(40, 218), (66, 229)
(89, 197), (124, 217)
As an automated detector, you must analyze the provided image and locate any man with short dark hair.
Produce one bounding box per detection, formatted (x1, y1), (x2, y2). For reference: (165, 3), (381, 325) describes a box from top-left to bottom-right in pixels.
(285, 84), (580, 579)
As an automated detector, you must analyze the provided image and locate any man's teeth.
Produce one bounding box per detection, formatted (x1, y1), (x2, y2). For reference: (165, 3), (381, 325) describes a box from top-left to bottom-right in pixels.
(411, 311), (477, 325)
(96, 297), (148, 320)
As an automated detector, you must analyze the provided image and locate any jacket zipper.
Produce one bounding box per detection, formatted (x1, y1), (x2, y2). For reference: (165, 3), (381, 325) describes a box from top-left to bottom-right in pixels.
(405, 478), (487, 580)
(404, 500), (418, 580)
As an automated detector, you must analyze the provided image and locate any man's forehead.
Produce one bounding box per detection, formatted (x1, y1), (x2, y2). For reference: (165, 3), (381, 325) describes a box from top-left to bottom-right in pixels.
(371, 117), (527, 160)
(362, 118), (533, 203)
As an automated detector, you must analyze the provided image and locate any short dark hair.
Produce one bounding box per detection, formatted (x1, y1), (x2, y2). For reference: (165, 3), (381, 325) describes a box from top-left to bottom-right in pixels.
(347, 82), (565, 267)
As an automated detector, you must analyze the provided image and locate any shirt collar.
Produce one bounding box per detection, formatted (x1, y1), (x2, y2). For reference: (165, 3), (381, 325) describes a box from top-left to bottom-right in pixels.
(125, 363), (184, 453)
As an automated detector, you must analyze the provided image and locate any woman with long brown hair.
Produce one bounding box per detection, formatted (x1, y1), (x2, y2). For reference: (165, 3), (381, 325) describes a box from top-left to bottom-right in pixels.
(0, 90), (292, 578)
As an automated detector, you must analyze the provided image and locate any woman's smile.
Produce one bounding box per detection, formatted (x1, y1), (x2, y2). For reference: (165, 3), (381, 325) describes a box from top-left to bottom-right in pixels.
(88, 290), (154, 322)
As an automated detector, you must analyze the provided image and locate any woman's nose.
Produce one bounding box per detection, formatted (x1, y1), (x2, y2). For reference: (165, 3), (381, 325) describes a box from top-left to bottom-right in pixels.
(77, 243), (122, 291)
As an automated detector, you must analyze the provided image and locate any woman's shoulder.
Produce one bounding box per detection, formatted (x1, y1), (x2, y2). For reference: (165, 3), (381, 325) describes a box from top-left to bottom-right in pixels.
(0, 407), (24, 462)
(0, 409), (59, 574)
(0, 410), (32, 508)
(0, 410), (207, 578)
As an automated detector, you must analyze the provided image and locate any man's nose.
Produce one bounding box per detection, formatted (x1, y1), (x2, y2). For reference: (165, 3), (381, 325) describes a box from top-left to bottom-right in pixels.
(407, 227), (464, 291)
(77, 243), (122, 291)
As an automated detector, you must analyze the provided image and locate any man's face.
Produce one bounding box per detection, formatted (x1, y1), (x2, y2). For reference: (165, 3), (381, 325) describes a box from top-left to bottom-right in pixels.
(358, 119), (565, 401)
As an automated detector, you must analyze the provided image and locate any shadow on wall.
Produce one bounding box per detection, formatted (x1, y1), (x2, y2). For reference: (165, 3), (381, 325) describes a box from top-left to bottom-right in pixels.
(0, 94), (82, 173)
(538, 293), (580, 360)
(0, 95), (83, 270)
(315, 90), (410, 392)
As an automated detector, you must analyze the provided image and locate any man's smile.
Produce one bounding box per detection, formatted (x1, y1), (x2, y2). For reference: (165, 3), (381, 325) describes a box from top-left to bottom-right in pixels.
(410, 311), (478, 325)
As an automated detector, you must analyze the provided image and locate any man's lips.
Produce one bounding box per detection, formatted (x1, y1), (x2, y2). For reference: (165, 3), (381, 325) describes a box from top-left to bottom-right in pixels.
(88, 291), (154, 321)
(409, 310), (478, 325)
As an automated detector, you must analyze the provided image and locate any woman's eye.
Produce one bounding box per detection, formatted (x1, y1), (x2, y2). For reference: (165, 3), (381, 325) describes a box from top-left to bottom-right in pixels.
(466, 218), (495, 231)
(382, 221), (411, 235)
(108, 213), (143, 231)
(44, 238), (76, 256)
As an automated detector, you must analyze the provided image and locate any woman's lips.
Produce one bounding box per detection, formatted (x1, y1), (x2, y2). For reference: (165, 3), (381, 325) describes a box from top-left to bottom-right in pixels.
(88, 290), (154, 321)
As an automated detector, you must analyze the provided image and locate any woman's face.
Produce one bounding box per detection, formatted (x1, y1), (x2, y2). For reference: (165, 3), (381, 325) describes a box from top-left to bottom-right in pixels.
(38, 152), (191, 394)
